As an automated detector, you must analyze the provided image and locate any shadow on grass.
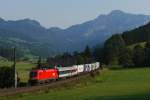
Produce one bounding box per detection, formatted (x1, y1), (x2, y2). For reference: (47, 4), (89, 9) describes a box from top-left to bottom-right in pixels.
(18, 82), (27, 87)
(85, 93), (150, 100)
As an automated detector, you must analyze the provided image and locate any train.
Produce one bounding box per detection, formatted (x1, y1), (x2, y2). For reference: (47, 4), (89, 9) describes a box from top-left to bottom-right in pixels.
(28, 62), (100, 85)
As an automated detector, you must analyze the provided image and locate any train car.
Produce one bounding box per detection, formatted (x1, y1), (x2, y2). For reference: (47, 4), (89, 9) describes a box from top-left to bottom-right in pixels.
(89, 64), (93, 71)
(77, 64), (84, 73)
(71, 65), (78, 76)
(57, 66), (78, 78)
(91, 63), (96, 71)
(29, 68), (58, 84)
(84, 64), (91, 72)
(95, 62), (100, 69)
(84, 63), (98, 72)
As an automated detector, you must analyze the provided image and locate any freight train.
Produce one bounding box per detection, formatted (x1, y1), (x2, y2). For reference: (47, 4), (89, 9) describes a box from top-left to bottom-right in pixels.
(29, 62), (100, 85)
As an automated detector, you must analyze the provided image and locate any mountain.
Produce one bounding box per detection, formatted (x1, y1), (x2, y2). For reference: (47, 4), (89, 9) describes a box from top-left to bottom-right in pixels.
(0, 18), (50, 41)
(54, 10), (150, 51)
(0, 10), (150, 58)
(0, 18), (58, 58)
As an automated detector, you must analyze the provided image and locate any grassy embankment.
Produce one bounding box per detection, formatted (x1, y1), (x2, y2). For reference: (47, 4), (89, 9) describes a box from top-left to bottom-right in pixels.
(1, 66), (150, 100)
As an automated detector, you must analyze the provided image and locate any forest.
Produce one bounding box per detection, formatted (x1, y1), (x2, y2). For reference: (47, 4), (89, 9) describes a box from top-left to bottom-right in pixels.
(94, 22), (150, 68)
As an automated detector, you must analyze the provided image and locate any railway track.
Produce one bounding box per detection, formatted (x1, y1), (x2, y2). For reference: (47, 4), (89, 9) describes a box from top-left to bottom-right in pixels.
(0, 69), (100, 96)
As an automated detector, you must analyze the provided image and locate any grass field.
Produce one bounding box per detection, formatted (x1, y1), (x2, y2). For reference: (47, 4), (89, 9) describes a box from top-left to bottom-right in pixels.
(1, 67), (150, 100)
(0, 60), (36, 82)
(127, 42), (146, 49)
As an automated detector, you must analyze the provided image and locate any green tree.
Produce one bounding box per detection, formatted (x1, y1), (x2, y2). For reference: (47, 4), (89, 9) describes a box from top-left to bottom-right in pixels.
(83, 45), (92, 57)
(73, 51), (79, 57)
(37, 56), (42, 68)
(119, 48), (134, 68)
(104, 34), (126, 64)
(93, 47), (104, 62)
(76, 55), (84, 64)
(133, 45), (145, 67)
(0, 48), (12, 60)
(144, 42), (150, 66)
(0, 67), (14, 88)
(83, 45), (93, 63)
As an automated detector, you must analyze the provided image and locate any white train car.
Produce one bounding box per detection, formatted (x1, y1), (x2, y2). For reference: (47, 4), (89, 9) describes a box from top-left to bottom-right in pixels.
(77, 65), (84, 73)
(57, 62), (100, 78)
(91, 63), (96, 71)
(89, 64), (93, 71)
(57, 66), (78, 78)
(84, 62), (100, 72)
(84, 64), (91, 72)
(95, 62), (100, 69)
(71, 65), (78, 76)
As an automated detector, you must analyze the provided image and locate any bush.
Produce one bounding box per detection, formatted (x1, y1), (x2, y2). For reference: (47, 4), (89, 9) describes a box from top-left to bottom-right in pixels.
(0, 67), (14, 88)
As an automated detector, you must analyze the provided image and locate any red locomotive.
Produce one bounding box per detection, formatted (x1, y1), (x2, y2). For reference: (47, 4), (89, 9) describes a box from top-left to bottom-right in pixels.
(29, 68), (58, 85)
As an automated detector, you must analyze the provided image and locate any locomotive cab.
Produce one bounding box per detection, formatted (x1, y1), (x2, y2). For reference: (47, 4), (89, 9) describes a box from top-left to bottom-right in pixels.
(30, 71), (37, 78)
(29, 70), (39, 85)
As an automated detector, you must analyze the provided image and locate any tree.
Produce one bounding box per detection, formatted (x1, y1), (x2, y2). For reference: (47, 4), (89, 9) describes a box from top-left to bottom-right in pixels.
(0, 67), (14, 88)
(0, 48), (12, 60)
(93, 47), (104, 62)
(133, 45), (145, 67)
(76, 55), (84, 65)
(119, 48), (134, 68)
(144, 42), (150, 66)
(37, 56), (42, 68)
(82, 45), (93, 63)
(104, 34), (126, 64)
(122, 23), (150, 45)
(83, 45), (92, 57)
(62, 52), (72, 58)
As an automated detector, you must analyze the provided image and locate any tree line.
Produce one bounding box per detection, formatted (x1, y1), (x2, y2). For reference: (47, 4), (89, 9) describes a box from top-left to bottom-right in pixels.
(119, 42), (150, 67)
(93, 22), (150, 67)
(0, 48), (23, 60)
(46, 45), (95, 67)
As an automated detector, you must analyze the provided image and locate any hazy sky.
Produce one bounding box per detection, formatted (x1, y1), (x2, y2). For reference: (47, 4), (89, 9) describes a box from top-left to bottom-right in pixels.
(0, 0), (150, 28)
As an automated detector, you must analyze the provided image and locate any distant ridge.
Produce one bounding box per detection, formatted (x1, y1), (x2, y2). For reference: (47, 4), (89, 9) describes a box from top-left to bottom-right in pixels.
(0, 10), (150, 57)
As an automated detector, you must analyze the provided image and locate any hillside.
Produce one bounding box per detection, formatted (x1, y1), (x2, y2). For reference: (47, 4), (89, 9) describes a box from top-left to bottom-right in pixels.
(103, 22), (150, 66)
(122, 23), (150, 45)
(105, 22), (150, 48)
(127, 42), (146, 49)
(1, 10), (150, 58)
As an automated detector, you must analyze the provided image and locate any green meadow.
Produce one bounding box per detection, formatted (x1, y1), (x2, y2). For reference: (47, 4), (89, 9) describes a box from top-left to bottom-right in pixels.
(1, 67), (150, 100)
(0, 60), (35, 83)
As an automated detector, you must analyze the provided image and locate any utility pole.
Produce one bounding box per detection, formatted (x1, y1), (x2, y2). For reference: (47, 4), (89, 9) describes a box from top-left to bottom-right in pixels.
(13, 47), (17, 88)
(37, 56), (41, 68)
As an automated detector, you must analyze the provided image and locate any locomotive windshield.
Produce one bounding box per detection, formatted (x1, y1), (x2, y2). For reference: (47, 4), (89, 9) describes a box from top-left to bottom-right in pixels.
(30, 72), (37, 77)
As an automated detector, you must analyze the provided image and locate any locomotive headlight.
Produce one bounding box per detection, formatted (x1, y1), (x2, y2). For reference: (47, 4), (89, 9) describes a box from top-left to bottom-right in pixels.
(52, 73), (55, 76)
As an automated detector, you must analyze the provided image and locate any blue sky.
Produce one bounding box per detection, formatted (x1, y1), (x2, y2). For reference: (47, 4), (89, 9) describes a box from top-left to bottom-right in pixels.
(0, 0), (150, 28)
